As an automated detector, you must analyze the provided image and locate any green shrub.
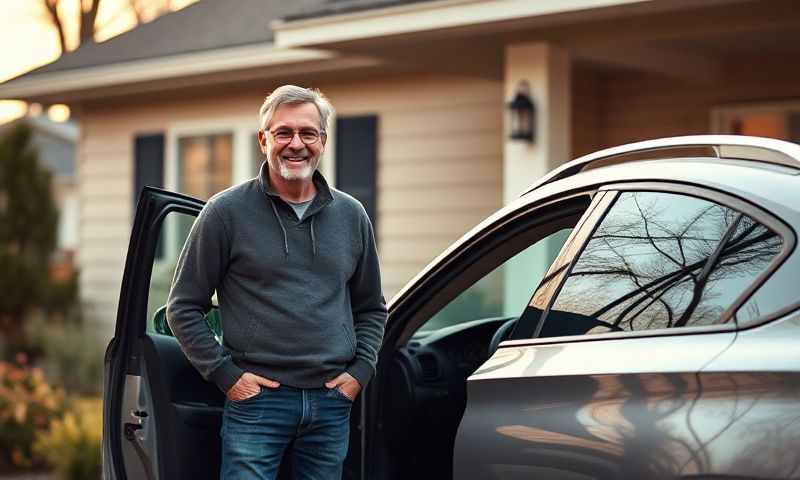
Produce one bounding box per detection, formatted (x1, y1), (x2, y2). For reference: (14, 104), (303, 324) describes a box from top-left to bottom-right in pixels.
(0, 356), (68, 470)
(35, 397), (102, 480)
(25, 317), (103, 396)
(0, 124), (65, 350)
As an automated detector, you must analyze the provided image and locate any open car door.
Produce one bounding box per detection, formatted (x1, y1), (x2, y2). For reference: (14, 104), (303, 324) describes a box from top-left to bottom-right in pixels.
(103, 187), (220, 480)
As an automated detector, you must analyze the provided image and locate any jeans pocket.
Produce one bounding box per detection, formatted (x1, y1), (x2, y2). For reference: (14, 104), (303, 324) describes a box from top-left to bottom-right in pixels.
(329, 387), (354, 403)
(231, 387), (264, 405)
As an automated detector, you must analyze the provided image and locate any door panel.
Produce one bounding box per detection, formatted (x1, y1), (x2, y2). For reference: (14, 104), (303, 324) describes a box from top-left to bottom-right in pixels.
(455, 333), (736, 479)
(140, 333), (223, 479)
(104, 187), (206, 480)
(696, 311), (800, 479)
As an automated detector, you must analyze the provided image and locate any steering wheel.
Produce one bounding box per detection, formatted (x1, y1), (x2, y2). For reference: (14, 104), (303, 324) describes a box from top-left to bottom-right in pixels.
(488, 315), (626, 356)
(488, 317), (517, 356)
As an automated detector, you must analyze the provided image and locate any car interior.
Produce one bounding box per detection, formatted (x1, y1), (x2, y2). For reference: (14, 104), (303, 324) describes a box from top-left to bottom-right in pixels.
(367, 197), (592, 479)
(378, 316), (514, 479)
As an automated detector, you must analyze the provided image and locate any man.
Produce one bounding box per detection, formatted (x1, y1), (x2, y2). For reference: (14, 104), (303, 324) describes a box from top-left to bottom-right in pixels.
(167, 85), (387, 479)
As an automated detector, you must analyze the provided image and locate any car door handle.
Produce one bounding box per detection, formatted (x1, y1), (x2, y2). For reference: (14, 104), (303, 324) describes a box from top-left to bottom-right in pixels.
(124, 409), (147, 439)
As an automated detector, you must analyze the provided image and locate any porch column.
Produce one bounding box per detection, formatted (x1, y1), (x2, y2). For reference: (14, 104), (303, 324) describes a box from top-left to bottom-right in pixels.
(502, 42), (571, 316)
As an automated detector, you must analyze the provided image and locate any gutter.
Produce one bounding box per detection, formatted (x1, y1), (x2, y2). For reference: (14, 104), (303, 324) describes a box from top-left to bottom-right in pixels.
(272, 0), (656, 48)
(0, 43), (334, 101)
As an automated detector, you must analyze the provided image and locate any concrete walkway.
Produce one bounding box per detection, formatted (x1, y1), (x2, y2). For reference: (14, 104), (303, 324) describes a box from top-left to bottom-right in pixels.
(0, 473), (55, 480)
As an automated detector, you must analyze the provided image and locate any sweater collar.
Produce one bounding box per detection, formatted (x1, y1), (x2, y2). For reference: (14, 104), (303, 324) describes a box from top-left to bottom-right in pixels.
(257, 161), (333, 258)
(257, 161), (334, 217)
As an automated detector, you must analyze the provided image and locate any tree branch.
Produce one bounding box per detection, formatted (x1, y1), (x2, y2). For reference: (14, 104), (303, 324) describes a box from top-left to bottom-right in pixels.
(80, 0), (101, 45)
(43, 0), (67, 54)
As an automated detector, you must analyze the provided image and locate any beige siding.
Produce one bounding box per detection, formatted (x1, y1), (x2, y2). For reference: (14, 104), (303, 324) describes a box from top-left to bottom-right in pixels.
(571, 64), (602, 158)
(77, 128), (131, 337)
(325, 74), (504, 298)
(78, 74), (503, 335)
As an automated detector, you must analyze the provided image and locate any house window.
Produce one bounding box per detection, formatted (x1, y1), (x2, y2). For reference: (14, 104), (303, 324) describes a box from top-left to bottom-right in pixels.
(715, 103), (800, 143)
(178, 133), (233, 200)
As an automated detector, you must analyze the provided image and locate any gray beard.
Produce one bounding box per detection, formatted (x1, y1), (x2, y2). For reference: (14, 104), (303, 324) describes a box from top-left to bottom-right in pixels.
(268, 155), (318, 181)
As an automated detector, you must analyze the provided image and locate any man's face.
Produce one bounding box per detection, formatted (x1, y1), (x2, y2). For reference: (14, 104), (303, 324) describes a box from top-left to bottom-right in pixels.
(259, 102), (326, 182)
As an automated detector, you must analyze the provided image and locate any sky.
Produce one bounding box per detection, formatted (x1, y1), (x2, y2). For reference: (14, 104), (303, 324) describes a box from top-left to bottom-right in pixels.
(0, 0), (197, 123)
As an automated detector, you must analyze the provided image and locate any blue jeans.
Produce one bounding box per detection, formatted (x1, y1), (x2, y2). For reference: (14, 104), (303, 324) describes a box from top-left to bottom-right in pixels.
(220, 385), (352, 480)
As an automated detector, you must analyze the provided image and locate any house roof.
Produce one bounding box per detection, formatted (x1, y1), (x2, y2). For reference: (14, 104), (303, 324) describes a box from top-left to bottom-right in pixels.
(22, 0), (331, 78)
(0, 0), (418, 102)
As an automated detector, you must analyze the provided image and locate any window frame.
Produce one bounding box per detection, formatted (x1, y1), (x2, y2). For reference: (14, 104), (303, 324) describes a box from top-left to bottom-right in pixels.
(506, 181), (793, 347)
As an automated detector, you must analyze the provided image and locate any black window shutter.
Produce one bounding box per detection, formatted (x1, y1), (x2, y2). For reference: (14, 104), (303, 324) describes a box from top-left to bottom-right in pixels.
(134, 134), (165, 207)
(134, 134), (165, 258)
(335, 116), (378, 231)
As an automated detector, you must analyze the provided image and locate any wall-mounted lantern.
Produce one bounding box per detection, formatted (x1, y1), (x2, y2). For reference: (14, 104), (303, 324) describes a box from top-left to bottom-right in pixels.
(508, 81), (535, 143)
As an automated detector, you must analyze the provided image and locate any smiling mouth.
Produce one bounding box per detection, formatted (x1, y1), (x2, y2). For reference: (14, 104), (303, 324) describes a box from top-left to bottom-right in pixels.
(283, 156), (307, 163)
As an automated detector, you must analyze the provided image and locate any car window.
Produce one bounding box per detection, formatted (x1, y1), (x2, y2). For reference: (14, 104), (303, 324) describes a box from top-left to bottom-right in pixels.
(417, 227), (572, 333)
(537, 191), (782, 338)
(147, 209), (222, 340)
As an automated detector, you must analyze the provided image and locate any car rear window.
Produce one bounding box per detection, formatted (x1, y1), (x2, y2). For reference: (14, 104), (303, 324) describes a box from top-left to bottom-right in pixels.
(536, 191), (783, 338)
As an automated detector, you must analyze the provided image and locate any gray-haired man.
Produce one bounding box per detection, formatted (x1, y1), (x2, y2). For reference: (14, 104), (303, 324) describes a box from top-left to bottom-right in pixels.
(167, 85), (387, 479)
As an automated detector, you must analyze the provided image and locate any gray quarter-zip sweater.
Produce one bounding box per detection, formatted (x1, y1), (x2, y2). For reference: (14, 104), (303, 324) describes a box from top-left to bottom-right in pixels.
(166, 164), (387, 394)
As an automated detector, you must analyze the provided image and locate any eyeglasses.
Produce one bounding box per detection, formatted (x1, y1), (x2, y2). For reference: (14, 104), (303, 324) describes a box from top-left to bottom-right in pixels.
(268, 128), (325, 145)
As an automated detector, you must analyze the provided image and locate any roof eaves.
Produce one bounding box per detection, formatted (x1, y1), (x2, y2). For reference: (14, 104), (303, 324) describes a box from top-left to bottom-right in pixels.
(16, 40), (275, 80)
(272, 0), (655, 48)
(0, 44), (334, 101)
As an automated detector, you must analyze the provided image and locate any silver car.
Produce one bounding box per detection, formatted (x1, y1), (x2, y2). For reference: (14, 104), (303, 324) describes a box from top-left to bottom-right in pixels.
(104, 135), (800, 479)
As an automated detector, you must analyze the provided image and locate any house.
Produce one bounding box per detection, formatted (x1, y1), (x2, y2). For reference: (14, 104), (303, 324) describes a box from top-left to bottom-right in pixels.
(1, 0), (799, 339)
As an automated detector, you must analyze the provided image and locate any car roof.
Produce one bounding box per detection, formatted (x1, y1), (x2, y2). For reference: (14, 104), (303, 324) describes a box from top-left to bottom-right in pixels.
(520, 135), (800, 197)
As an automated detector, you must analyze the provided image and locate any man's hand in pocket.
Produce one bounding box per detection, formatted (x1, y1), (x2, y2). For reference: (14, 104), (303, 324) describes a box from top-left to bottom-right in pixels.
(325, 372), (361, 401)
(227, 372), (280, 402)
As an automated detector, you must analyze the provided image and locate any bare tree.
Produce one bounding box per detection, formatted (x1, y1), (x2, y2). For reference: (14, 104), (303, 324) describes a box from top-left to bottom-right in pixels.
(549, 192), (782, 332)
(79, 0), (102, 47)
(42, 0), (67, 54)
(42, 0), (176, 55)
(42, 0), (101, 54)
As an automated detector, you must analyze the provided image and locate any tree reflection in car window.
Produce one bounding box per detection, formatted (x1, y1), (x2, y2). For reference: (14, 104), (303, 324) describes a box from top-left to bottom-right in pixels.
(539, 192), (782, 337)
